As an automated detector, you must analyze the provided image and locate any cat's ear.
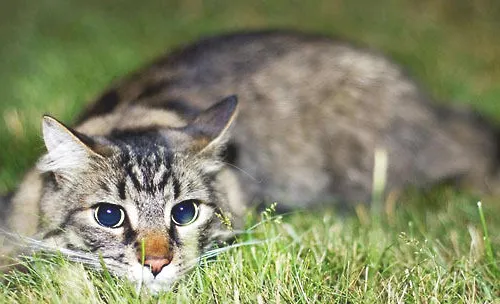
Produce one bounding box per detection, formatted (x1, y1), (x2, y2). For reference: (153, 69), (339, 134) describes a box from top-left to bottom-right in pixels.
(37, 116), (107, 177)
(184, 95), (239, 156)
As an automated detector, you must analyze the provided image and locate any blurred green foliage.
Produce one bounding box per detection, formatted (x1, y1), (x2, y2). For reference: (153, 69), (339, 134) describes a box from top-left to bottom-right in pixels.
(1, 0), (500, 192)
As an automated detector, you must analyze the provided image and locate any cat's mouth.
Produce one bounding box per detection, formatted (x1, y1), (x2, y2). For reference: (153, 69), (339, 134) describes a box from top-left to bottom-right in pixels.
(127, 263), (176, 292)
(126, 258), (198, 293)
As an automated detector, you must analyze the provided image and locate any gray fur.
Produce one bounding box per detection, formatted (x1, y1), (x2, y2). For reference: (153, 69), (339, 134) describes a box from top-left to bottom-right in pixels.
(2, 30), (498, 291)
(0, 193), (12, 230)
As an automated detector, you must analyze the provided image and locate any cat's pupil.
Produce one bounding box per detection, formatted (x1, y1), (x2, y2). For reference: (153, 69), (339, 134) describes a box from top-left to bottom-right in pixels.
(171, 200), (199, 226)
(94, 203), (125, 228)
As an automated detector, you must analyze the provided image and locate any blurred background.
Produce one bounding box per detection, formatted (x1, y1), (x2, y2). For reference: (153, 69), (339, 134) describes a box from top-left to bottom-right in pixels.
(1, 0), (500, 193)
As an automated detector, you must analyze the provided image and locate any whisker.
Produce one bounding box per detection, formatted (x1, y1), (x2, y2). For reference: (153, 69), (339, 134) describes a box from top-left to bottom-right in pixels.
(195, 237), (277, 265)
(205, 229), (260, 245)
(0, 261), (24, 270)
(220, 161), (262, 183)
(176, 240), (272, 276)
(1, 228), (102, 268)
(231, 229), (259, 236)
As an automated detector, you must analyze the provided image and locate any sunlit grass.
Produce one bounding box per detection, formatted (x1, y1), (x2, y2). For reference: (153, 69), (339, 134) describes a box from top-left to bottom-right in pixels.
(1, 197), (498, 303)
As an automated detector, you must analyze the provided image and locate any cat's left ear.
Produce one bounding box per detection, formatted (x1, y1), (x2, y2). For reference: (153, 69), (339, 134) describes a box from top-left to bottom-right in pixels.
(37, 116), (110, 178)
(184, 95), (239, 156)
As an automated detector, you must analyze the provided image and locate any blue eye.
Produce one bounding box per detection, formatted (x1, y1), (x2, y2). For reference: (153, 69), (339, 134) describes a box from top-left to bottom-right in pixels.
(94, 203), (126, 228)
(171, 200), (200, 226)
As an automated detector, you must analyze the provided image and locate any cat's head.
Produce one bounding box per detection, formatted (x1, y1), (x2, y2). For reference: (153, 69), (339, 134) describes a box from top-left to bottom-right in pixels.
(35, 96), (243, 292)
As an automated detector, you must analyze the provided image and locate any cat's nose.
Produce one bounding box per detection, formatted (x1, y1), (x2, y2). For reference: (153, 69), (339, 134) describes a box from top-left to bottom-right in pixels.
(143, 257), (171, 277)
(137, 231), (173, 277)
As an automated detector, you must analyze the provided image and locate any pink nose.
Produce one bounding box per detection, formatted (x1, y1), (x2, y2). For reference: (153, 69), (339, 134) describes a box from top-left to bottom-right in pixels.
(144, 258), (171, 277)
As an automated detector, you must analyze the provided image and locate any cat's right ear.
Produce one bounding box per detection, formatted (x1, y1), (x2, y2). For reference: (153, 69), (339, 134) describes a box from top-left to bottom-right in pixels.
(37, 116), (108, 178)
(184, 95), (239, 156)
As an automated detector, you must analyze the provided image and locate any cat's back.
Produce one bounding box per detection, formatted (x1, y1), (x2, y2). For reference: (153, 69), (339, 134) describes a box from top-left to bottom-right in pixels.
(75, 30), (496, 206)
(77, 30), (415, 130)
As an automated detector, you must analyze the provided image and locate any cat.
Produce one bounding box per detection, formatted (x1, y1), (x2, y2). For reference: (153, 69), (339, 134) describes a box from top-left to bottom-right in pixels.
(1, 30), (498, 292)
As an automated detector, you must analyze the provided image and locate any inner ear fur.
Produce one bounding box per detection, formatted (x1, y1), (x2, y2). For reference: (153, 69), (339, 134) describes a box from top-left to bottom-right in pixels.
(43, 115), (115, 156)
(38, 116), (113, 175)
(183, 95), (239, 155)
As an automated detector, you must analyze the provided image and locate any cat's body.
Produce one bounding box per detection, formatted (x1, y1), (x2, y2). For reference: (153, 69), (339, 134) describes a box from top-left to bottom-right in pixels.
(2, 31), (498, 291)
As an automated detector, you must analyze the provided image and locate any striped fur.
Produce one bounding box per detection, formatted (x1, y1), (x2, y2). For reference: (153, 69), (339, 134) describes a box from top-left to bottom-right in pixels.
(3, 30), (499, 291)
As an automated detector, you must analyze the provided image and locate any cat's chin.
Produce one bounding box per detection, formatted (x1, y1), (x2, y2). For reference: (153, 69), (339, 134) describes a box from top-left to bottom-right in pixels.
(127, 263), (178, 294)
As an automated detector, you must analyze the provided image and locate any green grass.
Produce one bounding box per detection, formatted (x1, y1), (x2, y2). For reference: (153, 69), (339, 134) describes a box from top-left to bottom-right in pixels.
(1, 198), (499, 302)
(1, 0), (499, 302)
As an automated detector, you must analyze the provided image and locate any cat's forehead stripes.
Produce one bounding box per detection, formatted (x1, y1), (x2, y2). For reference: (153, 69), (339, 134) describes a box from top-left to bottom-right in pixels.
(119, 143), (174, 194)
(117, 180), (127, 200)
(172, 177), (181, 200)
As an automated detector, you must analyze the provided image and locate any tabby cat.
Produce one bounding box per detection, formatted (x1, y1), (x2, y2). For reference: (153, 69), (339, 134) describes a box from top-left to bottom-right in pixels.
(1, 30), (498, 292)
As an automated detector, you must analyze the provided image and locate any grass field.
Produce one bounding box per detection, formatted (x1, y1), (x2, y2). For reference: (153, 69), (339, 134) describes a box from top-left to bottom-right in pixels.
(0, 0), (499, 302)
